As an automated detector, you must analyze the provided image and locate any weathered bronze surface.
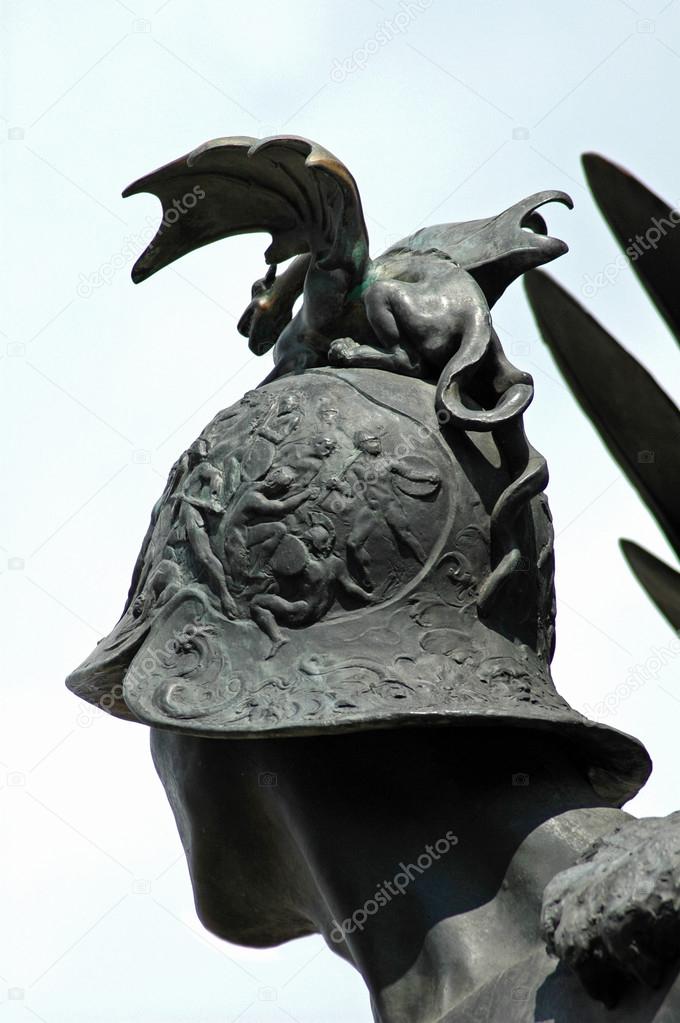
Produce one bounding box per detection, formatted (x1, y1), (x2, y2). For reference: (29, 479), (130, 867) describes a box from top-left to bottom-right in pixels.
(66, 136), (680, 1021)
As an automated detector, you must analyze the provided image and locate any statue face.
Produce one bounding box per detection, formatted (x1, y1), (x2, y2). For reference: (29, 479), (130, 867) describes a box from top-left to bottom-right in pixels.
(305, 525), (334, 556)
(278, 394), (301, 414)
(149, 729), (302, 953)
(318, 405), (338, 423)
(238, 269), (292, 357)
(263, 465), (296, 494)
(360, 435), (381, 455)
(149, 728), (329, 949)
(187, 437), (209, 463)
(313, 436), (336, 458)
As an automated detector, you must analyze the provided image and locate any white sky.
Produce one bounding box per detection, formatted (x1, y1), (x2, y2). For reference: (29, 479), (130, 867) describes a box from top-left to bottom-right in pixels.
(3, 1), (680, 1020)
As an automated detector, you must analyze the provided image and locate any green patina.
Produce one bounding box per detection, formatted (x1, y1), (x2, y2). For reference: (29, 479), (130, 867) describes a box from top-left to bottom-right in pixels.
(347, 256), (376, 303)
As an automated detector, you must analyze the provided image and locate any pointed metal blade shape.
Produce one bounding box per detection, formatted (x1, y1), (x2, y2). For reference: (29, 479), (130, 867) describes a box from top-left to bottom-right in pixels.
(525, 271), (680, 558)
(620, 539), (680, 631)
(583, 153), (680, 345)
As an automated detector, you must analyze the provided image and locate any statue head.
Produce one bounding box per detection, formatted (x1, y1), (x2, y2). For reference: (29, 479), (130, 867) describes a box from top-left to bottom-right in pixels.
(237, 258), (309, 356)
(237, 264), (279, 354)
(355, 430), (382, 455)
(277, 392), (302, 415)
(188, 436), (209, 462)
(304, 523), (335, 558)
(262, 464), (297, 495)
(312, 436), (336, 458)
(71, 135), (650, 842)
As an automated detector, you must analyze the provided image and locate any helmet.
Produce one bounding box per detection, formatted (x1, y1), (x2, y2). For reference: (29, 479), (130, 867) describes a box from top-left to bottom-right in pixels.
(66, 367), (650, 805)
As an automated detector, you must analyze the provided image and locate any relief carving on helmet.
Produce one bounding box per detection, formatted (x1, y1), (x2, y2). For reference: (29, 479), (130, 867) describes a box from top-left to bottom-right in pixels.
(123, 387), (446, 660)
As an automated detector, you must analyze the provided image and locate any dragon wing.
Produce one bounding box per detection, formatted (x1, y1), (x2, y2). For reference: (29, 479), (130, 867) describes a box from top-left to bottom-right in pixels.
(377, 190), (573, 307)
(123, 135), (370, 284)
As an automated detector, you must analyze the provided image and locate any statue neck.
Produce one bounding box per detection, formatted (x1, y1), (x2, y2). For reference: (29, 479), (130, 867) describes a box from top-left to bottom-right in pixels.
(151, 724), (632, 1023)
(277, 732), (629, 1023)
(327, 806), (627, 1021)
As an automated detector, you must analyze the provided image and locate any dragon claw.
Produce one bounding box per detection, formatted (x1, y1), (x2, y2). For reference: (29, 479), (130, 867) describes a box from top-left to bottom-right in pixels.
(329, 337), (360, 365)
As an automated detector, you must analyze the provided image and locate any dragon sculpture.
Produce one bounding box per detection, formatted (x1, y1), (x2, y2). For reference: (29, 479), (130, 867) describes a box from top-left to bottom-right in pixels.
(123, 134), (572, 616)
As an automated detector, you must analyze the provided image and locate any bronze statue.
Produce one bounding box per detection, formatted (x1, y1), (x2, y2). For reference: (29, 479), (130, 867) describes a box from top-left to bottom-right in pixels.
(67, 136), (680, 1021)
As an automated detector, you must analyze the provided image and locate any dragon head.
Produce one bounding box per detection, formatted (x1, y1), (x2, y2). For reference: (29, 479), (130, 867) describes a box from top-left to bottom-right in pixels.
(381, 190), (573, 309)
(237, 255), (310, 355)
